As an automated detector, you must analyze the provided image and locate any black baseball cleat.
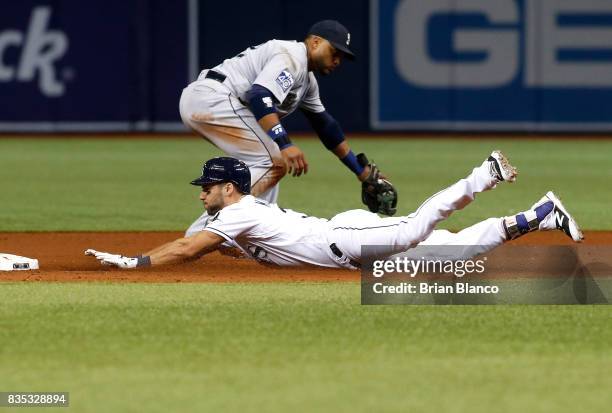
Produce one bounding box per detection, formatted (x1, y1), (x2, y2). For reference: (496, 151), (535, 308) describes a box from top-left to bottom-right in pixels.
(487, 150), (517, 183)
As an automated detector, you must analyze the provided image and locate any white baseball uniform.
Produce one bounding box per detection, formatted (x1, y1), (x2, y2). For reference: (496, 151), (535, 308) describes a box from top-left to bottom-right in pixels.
(180, 40), (325, 236)
(203, 162), (507, 269)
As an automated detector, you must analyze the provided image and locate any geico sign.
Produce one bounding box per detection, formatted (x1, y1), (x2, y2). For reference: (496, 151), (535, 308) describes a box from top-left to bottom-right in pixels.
(395, 0), (612, 87)
(0, 6), (68, 97)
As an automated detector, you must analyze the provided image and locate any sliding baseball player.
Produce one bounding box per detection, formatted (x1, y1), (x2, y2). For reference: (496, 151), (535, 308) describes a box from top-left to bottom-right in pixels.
(85, 151), (583, 270)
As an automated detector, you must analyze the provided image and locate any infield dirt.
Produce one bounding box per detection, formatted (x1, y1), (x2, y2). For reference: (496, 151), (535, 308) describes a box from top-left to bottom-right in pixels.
(0, 231), (610, 283)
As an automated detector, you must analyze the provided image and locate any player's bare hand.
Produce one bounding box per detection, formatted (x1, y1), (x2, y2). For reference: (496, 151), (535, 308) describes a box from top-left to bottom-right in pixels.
(281, 145), (309, 177)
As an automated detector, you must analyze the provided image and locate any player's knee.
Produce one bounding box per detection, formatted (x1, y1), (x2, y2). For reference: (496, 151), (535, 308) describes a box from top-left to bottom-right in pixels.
(250, 161), (287, 197)
(274, 159), (288, 179)
(266, 161), (288, 187)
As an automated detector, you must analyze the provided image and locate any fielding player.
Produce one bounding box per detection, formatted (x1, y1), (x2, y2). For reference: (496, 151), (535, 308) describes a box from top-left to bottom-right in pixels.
(180, 20), (396, 236)
(85, 152), (583, 270)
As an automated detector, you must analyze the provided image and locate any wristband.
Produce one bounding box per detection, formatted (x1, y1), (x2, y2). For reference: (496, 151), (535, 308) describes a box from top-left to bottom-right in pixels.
(341, 150), (365, 176)
(267, 124), (293, 150)
(136, 256), (151, 267)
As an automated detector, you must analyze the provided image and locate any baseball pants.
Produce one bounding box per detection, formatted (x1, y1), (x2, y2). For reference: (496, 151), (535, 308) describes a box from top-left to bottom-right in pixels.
(327, 161), (507, 267)
(180, 75), (286, 236)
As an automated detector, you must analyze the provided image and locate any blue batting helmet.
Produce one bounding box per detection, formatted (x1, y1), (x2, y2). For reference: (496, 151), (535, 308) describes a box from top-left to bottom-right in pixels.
(190, 157), (251, 194)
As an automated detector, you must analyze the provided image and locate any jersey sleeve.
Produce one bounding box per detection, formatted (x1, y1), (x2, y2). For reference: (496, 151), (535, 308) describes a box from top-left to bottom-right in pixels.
(298, 73), (326, 113)
(253, 54), (300, 105)
(203, 205), (257, 241)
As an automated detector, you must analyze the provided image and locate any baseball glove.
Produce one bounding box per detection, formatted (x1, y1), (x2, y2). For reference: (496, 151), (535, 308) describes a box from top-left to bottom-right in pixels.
(357, 153), (398, 216)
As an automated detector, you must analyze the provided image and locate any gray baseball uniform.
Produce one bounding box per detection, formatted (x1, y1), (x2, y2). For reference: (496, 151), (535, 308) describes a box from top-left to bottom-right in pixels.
(180, 40), (325, 236)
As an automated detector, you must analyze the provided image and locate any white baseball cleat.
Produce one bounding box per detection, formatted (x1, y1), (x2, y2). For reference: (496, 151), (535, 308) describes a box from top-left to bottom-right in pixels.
(531, 191), (584, 242)
(487, 150), (517, 183)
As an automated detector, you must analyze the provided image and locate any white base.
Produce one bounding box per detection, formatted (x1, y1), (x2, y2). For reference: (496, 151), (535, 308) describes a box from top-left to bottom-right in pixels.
(0, 253), (39, 271)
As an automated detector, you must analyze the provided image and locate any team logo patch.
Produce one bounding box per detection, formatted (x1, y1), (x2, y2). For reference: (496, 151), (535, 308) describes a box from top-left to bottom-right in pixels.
(275, 70), (294, 92)
(262, 96), (274, 108)
(270, 124), (285, 136)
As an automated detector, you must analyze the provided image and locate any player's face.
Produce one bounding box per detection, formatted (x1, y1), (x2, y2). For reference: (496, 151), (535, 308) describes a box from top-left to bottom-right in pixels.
(199, 183), (225, 215)
(311, 38), (343, 75)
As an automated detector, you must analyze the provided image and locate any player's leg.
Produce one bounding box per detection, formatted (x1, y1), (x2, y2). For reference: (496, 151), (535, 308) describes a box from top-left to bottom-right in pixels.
(421, 219), (505, 248)
(329, 151), (517, 261)
(180, 83), (287, 235)
(180, 82), (287, 200)
(395, 190), (583, 261)
(392, 219), (507, 261)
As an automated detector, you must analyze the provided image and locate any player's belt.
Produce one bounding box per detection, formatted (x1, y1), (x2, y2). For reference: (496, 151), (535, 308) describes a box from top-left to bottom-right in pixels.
(205, 70), (226, 83)
(329, 243), (361, 269)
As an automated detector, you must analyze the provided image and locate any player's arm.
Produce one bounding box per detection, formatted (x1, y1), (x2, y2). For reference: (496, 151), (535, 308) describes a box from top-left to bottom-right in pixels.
(145, 230), (225, 265)
(300, 109), (370, 181)
(84, 231), (225, 269)
(301, 108), (397, 216)
(246, 84), (308, 176)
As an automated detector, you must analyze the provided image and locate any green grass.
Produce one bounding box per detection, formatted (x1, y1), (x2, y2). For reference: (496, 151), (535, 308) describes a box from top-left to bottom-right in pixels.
(0, 283), (610, 413)
(1, 137), (611, 412)
(1, 137), (611, 230)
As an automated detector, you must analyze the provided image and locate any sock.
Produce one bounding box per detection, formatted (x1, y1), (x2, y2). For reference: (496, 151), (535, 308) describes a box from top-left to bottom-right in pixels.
(535, 201), (554, 221)
(503, 201), (554, 240)
(515, 214), (529, 232)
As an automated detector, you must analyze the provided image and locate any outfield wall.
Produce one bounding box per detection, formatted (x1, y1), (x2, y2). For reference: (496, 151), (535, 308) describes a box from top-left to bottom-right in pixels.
(1, 0), (612, 133)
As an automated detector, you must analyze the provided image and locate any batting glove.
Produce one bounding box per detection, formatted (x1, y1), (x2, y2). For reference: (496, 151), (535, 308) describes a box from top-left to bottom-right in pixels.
(85, 249), (141, 269)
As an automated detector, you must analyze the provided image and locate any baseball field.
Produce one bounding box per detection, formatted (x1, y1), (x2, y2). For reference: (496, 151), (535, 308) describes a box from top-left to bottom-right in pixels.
(1, 136), (611, 412)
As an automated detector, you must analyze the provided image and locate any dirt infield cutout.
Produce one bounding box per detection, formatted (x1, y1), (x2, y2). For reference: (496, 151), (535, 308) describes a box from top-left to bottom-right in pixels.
(0, 231), (610, 282)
